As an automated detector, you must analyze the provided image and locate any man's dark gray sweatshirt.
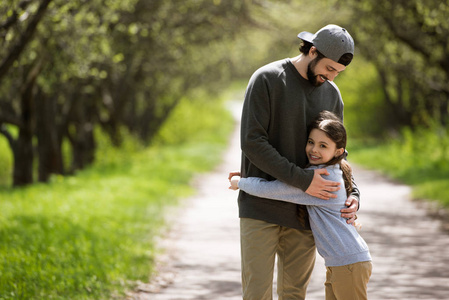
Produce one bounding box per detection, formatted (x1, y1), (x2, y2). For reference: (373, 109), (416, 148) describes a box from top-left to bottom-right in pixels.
(239, 58), (360, 230)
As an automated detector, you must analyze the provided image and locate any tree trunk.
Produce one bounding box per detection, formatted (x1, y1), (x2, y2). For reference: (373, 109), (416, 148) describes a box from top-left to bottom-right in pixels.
(138, 97), (180, 143)
(67, 96), (96, 172)
(13, 81), (35, 186)
(36, 92), (64, 182)
(69, 124), (96, 172)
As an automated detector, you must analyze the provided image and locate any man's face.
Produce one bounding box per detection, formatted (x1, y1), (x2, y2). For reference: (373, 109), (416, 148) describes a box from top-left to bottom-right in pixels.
(307, 56), (346, 87)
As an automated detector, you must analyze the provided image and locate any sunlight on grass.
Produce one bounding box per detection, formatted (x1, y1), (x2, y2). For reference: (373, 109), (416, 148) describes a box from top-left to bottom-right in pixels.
(0, 95), (235, 299)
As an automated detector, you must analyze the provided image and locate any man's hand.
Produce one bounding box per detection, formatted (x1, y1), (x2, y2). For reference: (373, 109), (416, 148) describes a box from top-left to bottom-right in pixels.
(341, 195), (359, 224)
(305, 169), (340, 200)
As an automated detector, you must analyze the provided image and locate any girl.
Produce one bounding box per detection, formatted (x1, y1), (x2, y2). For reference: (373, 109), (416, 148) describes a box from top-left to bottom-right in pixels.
(229, 111), (372, 300)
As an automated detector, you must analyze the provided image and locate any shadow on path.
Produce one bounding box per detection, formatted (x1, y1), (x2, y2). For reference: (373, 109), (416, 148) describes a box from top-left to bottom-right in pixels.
(355, 168), (449, 300)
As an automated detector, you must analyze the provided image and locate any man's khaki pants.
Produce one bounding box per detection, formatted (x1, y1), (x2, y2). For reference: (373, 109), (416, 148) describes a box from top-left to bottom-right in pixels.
(325, 261), (372, 300)
(240, 218), (316, 300)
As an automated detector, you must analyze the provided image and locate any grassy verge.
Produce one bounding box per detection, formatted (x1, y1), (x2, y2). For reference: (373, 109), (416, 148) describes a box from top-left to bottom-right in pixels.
(0, 94), (235, 299)
(348, 126), (449, 207)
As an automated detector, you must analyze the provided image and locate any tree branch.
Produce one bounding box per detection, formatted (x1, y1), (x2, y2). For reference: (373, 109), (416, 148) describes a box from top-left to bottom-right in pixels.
(0, 0), (52, 81)
(0, 0), (34, 31)
(0, 112), (23, 127)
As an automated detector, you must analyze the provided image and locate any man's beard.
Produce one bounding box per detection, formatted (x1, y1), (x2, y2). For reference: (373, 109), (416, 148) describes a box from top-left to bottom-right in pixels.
(307, 58), (326, 87)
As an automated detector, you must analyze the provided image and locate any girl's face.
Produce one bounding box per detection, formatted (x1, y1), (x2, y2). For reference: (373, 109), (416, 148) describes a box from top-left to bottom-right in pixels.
(306, 129), (344, 165)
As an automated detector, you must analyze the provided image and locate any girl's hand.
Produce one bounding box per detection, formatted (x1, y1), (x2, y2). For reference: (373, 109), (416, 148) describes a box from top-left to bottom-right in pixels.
(228, 171), (241, 190)
(229, 176), (240, 190)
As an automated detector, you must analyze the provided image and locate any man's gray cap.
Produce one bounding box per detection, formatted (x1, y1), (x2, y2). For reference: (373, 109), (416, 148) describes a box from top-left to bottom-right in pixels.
(297, 24), (354, 63)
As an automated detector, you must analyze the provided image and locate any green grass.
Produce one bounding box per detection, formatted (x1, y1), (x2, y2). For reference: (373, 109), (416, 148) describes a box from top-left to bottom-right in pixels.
(0, 95), (235, 299)
(348, 126), (449, 207)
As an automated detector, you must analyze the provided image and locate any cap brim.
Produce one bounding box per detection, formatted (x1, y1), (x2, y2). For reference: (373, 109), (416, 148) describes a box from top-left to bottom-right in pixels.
(297, 31), (314, 42)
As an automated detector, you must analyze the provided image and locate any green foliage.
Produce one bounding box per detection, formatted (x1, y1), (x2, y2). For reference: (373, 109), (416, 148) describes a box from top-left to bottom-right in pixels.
(343, 0), (449, 129)
(240, 0), (449, 135)
(153, 91), (234, 146)
(348, 126), (449, 207)
(0, 0), (254, 186)
(0, 97), (234, 299)
(334, 57), (386, 139)
(226, 0), (359, 80)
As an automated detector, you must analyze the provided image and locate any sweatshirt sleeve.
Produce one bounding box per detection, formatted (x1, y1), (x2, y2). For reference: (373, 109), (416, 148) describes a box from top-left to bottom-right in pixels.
(238, 177), (329, 206)
(241, 69), (313, 191)
(346, 150), (361, 207)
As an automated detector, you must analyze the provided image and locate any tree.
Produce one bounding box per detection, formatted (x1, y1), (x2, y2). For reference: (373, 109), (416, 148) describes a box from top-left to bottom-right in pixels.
(0, 0), (52, 185)
(0, 0), (258, 186)
(344, 0), (449, 130)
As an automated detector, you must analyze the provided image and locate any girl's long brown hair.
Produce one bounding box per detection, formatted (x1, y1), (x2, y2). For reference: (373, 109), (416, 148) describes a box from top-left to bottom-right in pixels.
(307, 111), (353, 196)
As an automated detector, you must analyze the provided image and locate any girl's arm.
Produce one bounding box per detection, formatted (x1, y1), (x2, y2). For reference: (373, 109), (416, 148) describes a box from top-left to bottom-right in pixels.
(237, 177), (337, 206)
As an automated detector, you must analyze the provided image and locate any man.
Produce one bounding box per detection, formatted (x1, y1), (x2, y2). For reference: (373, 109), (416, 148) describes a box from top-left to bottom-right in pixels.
(235, 24), (360, 299)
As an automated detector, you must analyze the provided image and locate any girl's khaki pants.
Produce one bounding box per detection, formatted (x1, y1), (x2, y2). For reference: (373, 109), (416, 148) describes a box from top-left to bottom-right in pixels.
(325, 261), (372, 300)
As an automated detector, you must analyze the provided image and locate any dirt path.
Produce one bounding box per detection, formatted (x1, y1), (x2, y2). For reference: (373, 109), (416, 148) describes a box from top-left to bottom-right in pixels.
(131, 101), (449, 300)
